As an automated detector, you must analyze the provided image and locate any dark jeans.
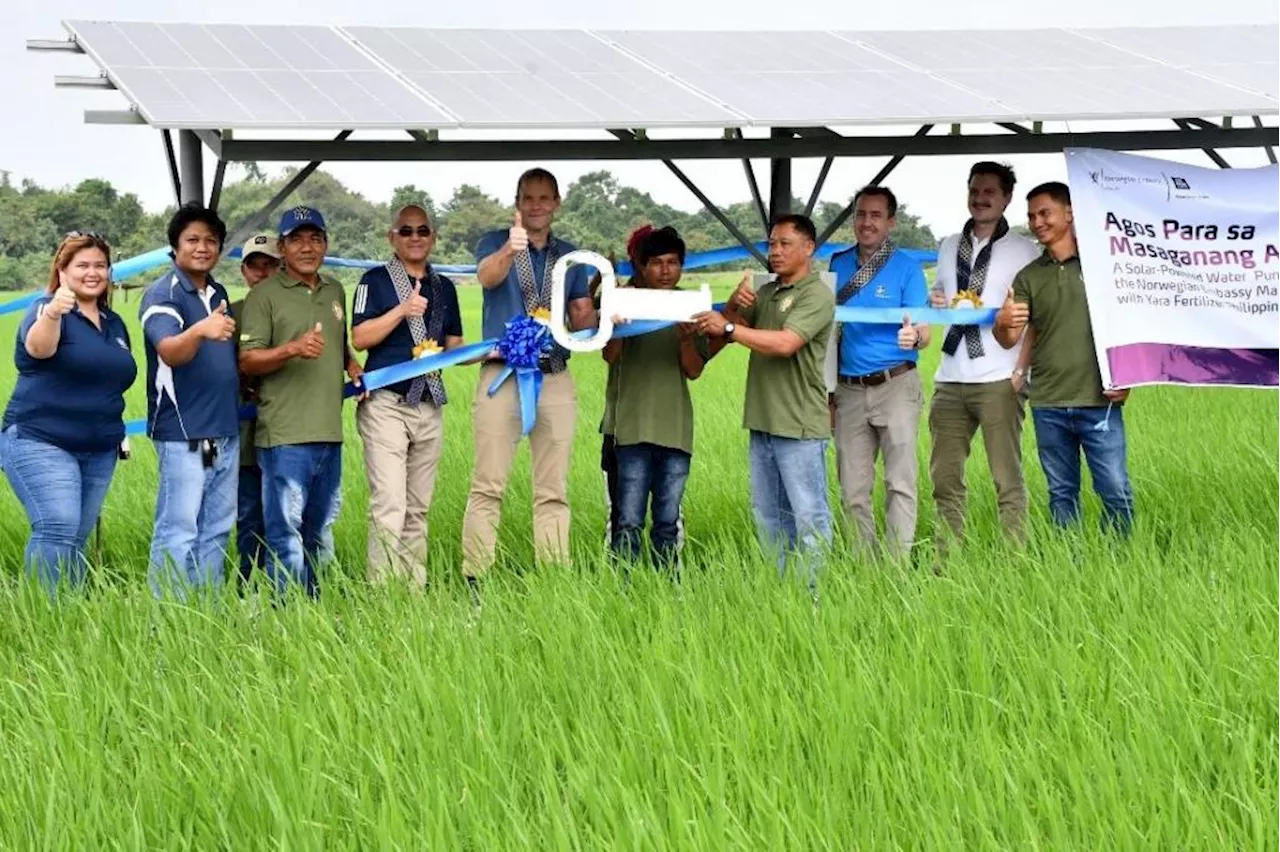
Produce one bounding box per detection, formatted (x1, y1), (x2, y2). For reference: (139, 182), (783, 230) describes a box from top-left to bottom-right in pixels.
(611, 442), (690, 565)
(1031, 406), (1134, 535)
(236, 463), (266, 584)
(258, 443), (343, 597)
(0, 425), (116, 593)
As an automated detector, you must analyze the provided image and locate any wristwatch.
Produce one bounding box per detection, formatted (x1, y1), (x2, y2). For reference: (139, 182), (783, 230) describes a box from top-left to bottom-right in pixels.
(724, 322), (736, 338)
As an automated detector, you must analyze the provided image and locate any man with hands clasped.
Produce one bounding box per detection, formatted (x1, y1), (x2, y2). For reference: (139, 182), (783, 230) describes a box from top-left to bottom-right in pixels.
(139, 203), (242, 597)
(994, 181), (1135, 535)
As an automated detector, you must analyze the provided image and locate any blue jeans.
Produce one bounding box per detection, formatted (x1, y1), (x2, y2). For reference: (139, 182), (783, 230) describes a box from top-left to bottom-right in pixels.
(748, 430), (833, 585)
(236, 464), (266, 584)
(611, 442), (690, 565)
(257, 443), (343, 597)
(0, 425), (117, 592)
(1032, 406), (1135, 535)
(149, 437), (239, 597)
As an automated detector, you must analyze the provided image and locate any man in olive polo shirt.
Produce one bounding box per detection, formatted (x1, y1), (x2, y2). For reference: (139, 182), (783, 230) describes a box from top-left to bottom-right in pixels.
(238, 207), (366, 596)
(695, 214), (835, 584)
(994, 181), (1135, 535)
(602, 226), (709, 568)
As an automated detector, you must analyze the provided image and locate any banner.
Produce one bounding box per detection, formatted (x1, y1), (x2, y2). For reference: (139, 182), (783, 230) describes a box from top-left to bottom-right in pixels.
(1065, 147), (1280, 389)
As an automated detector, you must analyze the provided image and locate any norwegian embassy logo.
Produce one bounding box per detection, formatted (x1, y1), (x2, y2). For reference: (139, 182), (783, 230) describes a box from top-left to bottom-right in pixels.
(1164, 173), (1209, 201)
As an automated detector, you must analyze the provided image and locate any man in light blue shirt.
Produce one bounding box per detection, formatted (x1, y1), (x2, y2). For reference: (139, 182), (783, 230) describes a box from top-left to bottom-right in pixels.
(828, 185), (931, 560)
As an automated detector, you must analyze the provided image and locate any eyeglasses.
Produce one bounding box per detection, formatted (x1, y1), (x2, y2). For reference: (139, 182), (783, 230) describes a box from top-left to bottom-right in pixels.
(395, 225), (432, 238)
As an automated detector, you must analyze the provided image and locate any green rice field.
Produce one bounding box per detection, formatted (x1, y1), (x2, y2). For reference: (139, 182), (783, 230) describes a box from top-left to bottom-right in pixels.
(0, 272), (1275, 848)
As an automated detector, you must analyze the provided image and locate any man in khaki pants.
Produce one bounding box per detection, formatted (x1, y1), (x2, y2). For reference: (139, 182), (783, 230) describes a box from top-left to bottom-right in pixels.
(462, 168), (595, 583)
(828, 185), (932, 560)
(929, 162), (1040, 550)
(352, 204), (464, 585)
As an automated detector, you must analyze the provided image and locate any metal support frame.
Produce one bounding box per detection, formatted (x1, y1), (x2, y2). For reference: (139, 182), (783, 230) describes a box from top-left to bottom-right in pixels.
(736, 131), (769, 235)
(815, 125), (933, 247)
(219, 130), (353, 261)
(768, 128), (793, 223)
(804, 156), (834, 219)
(214, 124), (1277, 162)
(177, 130), (204, 205)
(1255, 115), (1277, 165)
(161, 130), (181, 208)
(1174, 119), (1231, 168)
(209, 159), (228, 213)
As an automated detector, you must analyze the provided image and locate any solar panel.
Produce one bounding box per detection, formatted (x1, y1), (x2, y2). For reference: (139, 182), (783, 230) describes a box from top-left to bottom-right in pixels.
(598, 30), (1016, 125)
(851, 27), (1277, 120)
(342, 27), (742, 128)
(1076, 25), (1279, 99)
(63, 20), (457, 129)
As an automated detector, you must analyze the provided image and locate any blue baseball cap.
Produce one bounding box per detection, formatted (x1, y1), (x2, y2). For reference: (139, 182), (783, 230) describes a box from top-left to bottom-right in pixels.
(278, 206), (328, 237)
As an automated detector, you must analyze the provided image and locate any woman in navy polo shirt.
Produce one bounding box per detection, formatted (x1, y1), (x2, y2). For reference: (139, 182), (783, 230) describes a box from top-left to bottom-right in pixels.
(0, 233), (138, 592)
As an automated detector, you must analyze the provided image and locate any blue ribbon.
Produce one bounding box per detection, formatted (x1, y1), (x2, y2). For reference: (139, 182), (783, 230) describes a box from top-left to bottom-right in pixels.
(834, 306), (997, 326)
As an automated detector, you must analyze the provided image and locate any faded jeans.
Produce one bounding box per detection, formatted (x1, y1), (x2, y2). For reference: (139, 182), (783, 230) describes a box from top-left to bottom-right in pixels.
(611, 442), (690, 566)
(748, 430), (833, 586)
(1031, 405), (1135, 535)
(0, 425), (116, 593)
(149, 437), (239, 598)
(258, 443), (343, 597)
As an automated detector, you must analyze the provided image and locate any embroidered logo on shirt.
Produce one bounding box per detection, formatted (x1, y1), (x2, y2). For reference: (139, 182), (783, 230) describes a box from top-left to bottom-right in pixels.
(780, 295), (794, 312)
(115, 337), (128, 350)
(874, 285), (888, 299)
(331, 300), (344, 322)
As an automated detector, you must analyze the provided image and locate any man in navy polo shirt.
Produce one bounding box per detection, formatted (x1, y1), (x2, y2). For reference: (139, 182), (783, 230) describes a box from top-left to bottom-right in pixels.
(139, 203), (241, 596)
(829, 185), (932, 561)
(461, 167), (594, 581)
(352, 203), (464, 586)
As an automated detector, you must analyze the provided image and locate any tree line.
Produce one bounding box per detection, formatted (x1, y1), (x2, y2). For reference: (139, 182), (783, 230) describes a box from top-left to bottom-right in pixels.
(0, 166), (939, 291)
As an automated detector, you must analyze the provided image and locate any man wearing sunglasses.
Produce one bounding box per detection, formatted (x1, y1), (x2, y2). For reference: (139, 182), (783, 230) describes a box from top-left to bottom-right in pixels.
(351, 204), (464, 587)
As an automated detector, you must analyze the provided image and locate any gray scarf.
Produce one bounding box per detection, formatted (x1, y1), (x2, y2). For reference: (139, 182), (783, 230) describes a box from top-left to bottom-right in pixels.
(512, 236), (567, 373)
(387, 255), (446, 406)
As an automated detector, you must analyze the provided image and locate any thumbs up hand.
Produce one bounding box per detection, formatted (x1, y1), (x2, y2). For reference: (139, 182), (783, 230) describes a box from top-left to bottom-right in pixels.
(293, 321), (326, 359)
(196, 301), (237, 342)
(402, 280), (429, 318)
(897, 314), (920, 350)
(508, 211), (528, 253)
(45, 284), (77, 320)
(996, 290), (1029, 332)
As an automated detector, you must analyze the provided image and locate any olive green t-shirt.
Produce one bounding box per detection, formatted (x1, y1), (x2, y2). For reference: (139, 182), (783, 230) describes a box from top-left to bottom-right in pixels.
(602, 325), (707, 455)
(230, 297), (259, 467)
(740, 272), (835, 439)
(238, 270), (349, 447)
(1012, 252), (1110, 408)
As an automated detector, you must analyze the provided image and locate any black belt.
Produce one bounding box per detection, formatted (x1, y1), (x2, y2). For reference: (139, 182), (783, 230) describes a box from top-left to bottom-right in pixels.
(839, 361), (915, 388)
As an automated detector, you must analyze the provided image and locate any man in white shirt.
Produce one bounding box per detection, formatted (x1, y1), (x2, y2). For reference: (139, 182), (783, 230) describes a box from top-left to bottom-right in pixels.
(928, 162), (1041, 549)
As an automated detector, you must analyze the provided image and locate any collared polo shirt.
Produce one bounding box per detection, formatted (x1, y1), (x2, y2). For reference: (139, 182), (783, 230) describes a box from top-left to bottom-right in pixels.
(230, 298), (259, 467)
(601, 318), (708, 455)
(1012, 251), (1110, 408)
(139, 266), (240, 441)
(829, 248), (929, 377)
(237, 269), (349, 447)
(740, 271), (835, 439)
(4, 298), (137, 453)
(352, 264), (463, 398)
(474, 229), (589, 346)
(933, 230), (1041, 384)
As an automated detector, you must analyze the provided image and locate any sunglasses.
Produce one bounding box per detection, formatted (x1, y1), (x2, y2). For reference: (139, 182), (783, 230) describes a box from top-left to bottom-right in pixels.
(64, 230), (106, 241)
(395, 225), (433, 238)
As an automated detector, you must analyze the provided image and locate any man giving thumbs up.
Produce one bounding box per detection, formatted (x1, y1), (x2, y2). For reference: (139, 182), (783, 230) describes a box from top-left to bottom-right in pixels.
(238, 206), (363, 597)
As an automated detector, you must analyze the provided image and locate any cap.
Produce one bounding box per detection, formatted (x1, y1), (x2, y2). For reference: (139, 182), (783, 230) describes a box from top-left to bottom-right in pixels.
(278, 206), (328, 237)
(240, 231), (280, 261)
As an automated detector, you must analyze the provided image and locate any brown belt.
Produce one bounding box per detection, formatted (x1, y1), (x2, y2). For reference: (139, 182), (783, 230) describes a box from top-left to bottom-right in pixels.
(838, 361), (915, 388)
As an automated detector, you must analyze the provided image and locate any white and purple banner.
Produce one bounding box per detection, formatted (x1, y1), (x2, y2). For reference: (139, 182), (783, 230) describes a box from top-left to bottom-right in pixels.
(1065, 147), (1279, 389)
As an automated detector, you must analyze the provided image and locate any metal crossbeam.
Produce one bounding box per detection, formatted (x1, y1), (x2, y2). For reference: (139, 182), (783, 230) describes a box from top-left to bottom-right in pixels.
(816, 125), (933, 247)
(1174, 118), (1231, 168)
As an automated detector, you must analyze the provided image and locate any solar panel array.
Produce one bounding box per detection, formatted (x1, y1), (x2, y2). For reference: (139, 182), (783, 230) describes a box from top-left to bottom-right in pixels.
(61, 20), (1279, 130)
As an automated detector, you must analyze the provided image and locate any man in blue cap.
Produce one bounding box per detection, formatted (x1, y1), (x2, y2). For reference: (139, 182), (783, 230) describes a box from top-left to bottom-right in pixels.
(238, 206), (365, 597)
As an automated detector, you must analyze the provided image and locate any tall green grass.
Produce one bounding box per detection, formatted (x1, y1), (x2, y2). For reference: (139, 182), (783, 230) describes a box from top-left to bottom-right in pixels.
(0, 274), (1275, 848)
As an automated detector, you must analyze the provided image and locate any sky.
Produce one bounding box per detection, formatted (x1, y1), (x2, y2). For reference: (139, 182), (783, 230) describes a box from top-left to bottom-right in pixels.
(3, 0), (1277, 244)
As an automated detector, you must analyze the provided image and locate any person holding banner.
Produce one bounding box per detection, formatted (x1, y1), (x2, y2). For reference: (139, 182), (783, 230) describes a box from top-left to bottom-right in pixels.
(238, 207), (367, 597)
(139, 203), (242, 598)
(828, 186), (931, 561)
(351, 204), (464, 587)
(994, 181), (1135, 535)
(462, 168), (594, 582)
(695, 214), (835, 587)
(928, 163), (1041, 549)
(602, 226), (708, 569)
(230, 231), (281, 586)
(0, 232), (137, 593)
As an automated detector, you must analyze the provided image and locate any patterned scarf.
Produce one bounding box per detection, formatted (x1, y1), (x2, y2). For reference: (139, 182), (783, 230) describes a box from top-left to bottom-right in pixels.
(942, 217), (1009, 359)
(838, 237), (896, 305)
(387, 255), (446, 406)
(513, 235), (566, 373)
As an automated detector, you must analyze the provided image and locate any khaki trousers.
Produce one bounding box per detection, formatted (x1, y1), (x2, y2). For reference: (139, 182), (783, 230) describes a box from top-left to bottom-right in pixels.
(461, 363), (576, 577)
(928, 379), (1026, 545)
(356, 390), (445, 586)
(833, 367), (924, 559)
